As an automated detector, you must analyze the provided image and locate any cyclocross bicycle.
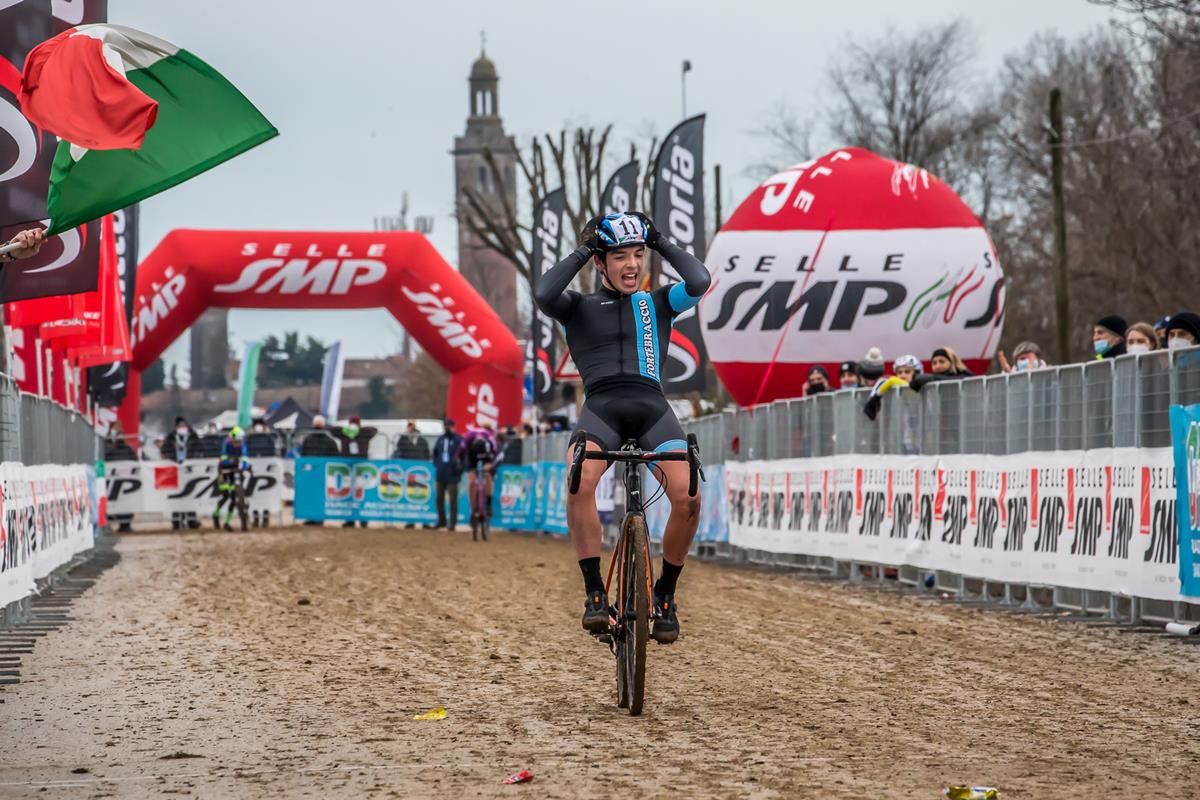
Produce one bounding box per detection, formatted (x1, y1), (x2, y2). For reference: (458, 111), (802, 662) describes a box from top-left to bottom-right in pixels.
(568, 431), (703, 716)
(469, 460), (491, 542)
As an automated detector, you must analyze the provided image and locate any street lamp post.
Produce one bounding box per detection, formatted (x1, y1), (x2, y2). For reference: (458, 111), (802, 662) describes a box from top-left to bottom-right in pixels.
(681, 59), (692, 117)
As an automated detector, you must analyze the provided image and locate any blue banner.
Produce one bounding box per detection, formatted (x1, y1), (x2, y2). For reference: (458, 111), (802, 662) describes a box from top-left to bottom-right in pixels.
(295, 458), (463, 524)
(295, 458), (563, 530)
(644, 463), (728, 544)
(538, 462), (568, 535)
(495, 465), (538, 530)
(1171, 405), (1200, 597)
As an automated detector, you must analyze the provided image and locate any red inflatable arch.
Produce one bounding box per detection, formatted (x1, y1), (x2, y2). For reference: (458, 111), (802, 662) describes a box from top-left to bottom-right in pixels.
(117, 230), (523, 435)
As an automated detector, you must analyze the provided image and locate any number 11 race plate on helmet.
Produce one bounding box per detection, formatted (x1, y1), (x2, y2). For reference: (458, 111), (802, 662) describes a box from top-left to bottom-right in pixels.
(597, 213), (646, 250)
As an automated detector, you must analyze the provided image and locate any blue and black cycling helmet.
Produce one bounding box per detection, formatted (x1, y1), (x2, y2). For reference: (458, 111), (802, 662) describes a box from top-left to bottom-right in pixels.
(594, 212), (648, 252)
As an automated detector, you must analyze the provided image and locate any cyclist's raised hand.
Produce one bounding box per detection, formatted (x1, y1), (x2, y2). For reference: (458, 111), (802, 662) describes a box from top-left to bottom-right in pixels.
(630, 212), (661, 250)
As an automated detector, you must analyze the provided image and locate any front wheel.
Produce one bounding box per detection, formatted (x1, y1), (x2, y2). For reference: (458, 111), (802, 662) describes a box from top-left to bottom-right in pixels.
(617, 514), (649, 716)
(236, 490), (249, 532)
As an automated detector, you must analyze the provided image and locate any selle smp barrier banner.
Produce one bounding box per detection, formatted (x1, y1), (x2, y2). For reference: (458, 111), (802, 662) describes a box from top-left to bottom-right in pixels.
(652, 115), (708, 394)
(105, 458), (284, 520)
(705, 147), (1004, 406)
(119, 230), (523, 435)
(0, 463), (95, 609)
(1171, 404), (1200, 598)
(725, 448), (1181, 601)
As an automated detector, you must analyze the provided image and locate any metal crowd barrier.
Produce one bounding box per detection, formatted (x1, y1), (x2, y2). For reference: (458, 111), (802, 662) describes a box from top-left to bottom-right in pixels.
(665, 346), (1200, 626)
(0, 376), (99, 466)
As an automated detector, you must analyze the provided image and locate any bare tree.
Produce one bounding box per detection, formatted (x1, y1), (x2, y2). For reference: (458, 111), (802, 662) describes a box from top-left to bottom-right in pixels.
(458, 126), (663, 294)
(745, 101), (815, 179)
(826, 20), (985, 174)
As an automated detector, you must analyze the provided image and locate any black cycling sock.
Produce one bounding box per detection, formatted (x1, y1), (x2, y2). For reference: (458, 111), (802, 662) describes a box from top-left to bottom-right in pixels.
(655, 559), (684, 597)
(579, 557), (605, 596)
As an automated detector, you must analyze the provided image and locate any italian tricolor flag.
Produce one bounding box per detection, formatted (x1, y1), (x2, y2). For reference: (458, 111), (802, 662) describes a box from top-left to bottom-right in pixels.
(18, 24), (277, 235)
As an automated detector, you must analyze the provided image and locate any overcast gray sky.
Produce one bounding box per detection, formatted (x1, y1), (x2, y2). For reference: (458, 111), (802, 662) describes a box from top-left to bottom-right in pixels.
(109, 0), (1115, 382)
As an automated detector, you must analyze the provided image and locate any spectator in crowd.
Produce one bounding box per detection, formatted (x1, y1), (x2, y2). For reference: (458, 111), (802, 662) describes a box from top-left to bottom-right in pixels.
(838, 361), (862, 389)
(803, 365), (831, 395)
(1092, 314), (1127, 360)
(159, 417), (200, 529)
(1166, 311), (1200, 350)
(104, 424), (137, 461)
(431, 419), (463, 531)
(521, 423), (535, 438)
(863, 355), (921, 420)
(392, 419), (431, 460)
(927, 347), (973, 378)
(1124, 322), (1160, 354)
(0, 228), (46, 262)
(334, 415), (376, 528)
(1154, 315), (1171, 348)
(159, 417), (198, 463)
(298, 415), (339, 527)
(245, 418), (278, 457)
(502, 425), (523, 465)
(859, 346), (885, 383)
(195, 422), (223, 457)
(998, 341), (1048, 373)
(299, 415), (339, 457)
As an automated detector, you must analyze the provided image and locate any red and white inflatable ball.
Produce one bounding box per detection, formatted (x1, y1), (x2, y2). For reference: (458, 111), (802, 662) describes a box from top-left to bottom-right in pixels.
(702, 147), (1004, 407)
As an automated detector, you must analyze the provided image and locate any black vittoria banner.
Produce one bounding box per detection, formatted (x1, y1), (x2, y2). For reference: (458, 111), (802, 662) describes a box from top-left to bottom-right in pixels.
(88, 203), (138, 405)
(651, 114), (708, 394)
(530, 188), (564, 403)
(0, 0), (107, 299)
(601, 159), (639, 215)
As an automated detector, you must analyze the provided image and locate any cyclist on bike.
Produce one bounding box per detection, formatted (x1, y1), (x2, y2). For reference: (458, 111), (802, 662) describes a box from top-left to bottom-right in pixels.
(213, 426), (250, 532)
(456, 424), (500, 518)
(533, 211), (711, 644)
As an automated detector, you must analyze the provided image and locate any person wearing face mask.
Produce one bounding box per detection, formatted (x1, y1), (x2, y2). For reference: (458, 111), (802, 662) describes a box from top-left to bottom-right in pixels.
(1165, 311), (1200, 351)
(334, 415), (378, 528)
(1092, 314), (1127, 360)
(838, 361), (862, 390)
(804, 365), (831, 395)
(1124, 322), (1160, 355)
(1154, 316), (1171, 349)
(998, 341), (1047, 372)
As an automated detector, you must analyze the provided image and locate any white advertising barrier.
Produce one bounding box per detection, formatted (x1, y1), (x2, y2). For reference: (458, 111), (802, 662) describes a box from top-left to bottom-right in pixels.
(106, 458), (285, 521)
(725, 448), (1181, 602)
(0, 463), (95, 609)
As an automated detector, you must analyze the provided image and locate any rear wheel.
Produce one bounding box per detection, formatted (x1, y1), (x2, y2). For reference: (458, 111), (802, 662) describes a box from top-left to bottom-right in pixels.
(236, 489), (249, 532)
(619, 514), (649, 716)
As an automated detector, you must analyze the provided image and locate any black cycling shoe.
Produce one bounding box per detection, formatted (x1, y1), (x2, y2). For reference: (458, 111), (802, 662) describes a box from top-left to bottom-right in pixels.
(581, 590), (610, 633)
(651, 592), (679, 644)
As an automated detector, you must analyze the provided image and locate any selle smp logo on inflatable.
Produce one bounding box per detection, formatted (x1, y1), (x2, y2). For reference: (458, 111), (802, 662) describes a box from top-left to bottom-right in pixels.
(132, 267), (186, 346)
(703, 147), (1004, 406)
(401, 285), (492, 360)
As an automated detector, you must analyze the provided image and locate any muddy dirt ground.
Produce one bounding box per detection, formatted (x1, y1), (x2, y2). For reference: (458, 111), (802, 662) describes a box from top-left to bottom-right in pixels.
(0, 526), (1197, 799)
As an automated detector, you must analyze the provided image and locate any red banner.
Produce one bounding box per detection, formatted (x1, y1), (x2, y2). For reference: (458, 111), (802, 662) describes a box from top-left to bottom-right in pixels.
(121, 230), (523, 434)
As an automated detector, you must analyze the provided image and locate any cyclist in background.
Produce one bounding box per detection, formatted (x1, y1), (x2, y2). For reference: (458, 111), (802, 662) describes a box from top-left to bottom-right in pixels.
(533, 211), (711, 644)
(456, 424), (500, 518)
(213, 426), (250, 532)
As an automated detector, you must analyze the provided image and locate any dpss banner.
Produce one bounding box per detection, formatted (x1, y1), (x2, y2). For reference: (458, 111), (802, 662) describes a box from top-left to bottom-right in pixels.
(294, 458), (573, 533)
(0, 463), (94, 609)
(105, 458), (284, 521)
(725, 448), (1181, 601)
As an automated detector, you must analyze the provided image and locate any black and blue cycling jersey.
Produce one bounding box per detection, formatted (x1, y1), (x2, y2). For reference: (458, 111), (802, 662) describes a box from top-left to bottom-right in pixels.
(533, 236), (710, 452)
